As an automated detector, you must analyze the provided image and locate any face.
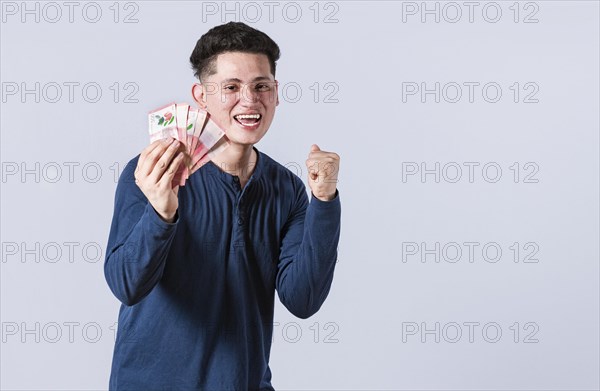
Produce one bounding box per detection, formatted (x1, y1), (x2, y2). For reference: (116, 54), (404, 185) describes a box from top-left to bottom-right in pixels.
(192, 51), (279, 148)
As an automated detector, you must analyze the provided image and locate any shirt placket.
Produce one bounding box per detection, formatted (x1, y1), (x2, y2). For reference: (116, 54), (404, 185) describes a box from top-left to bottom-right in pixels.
(232, 175), (249, 251)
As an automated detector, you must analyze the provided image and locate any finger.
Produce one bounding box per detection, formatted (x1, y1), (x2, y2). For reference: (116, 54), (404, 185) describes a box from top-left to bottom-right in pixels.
(140, 139), (173, 178)
(310, 144), (320, 152)
(139, 139), (166, 166)
(149, 139), (182, 184)
(306, 160), (319, 181)
(139, 139), (169, 177)
(306, 159), (323, 176)
(136, 139), (164, 175)
(308, 151), (335, 161)
(319, 161), (337, 179)
(306, 157), (337, 170)
(159, 151), (184, 189)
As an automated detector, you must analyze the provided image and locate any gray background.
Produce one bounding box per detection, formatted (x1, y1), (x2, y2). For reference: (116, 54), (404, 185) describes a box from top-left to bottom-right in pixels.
(1, 1), (599, 389)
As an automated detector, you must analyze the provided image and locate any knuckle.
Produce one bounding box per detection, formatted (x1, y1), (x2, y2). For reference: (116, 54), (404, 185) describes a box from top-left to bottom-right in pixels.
(148, 151), (158, 161)
(151, 147), (164, 157)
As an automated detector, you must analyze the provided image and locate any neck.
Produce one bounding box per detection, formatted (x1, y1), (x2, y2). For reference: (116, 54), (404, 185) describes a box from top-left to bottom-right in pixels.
(210, 143), (257, 180)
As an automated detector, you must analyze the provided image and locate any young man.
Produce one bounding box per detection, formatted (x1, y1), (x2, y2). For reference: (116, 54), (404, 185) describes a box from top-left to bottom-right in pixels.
(104, 22), (341, 390)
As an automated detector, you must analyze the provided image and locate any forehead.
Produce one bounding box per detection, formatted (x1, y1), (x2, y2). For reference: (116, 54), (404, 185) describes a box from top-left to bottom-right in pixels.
(212, 51), (273, 80)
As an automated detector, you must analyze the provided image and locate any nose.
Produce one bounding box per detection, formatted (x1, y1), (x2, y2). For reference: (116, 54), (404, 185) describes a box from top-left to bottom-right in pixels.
(240, 85), (259, 104)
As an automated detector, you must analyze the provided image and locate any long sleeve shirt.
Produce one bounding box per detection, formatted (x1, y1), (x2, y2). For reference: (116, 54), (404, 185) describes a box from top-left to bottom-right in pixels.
(104, 145), (341, 390)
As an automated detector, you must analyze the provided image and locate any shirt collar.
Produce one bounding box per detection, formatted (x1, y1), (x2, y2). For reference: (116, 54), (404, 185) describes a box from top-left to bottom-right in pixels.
(204, 145), (264, 185)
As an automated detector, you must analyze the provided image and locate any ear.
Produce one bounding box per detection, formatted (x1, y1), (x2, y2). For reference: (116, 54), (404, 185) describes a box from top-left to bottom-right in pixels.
(191, 83), (208, 109)
(275, 80), (280, 107)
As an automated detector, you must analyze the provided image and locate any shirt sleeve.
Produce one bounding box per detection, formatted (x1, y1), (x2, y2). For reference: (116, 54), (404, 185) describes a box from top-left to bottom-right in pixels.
(275, 180), (341, 319)
(103, 156), (179, 306)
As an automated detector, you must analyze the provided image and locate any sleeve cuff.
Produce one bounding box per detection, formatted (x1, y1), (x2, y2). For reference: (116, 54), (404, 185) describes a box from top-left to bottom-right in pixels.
(145, 203), (179, 229)
(310, 189), (340, 208)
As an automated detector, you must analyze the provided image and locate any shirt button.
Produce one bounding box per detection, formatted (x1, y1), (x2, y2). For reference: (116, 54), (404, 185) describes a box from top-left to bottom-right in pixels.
(237, 217), (244, 225)
(233, 176), (239, 182)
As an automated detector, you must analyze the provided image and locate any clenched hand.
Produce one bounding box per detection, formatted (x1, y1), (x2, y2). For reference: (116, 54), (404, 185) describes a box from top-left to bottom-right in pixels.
(305, 144), (340, 202)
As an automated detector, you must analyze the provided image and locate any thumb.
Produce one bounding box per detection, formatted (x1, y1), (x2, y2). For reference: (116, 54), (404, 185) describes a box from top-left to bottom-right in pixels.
(310, 144), (320, 152)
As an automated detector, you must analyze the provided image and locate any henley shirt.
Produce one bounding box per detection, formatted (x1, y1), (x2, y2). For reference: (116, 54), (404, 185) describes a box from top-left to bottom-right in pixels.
(104, 145), (341, 390)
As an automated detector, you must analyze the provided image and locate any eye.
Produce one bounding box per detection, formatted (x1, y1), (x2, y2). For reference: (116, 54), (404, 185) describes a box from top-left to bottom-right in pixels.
(255, 83), (272, 92)
(223, 85), (238, 92)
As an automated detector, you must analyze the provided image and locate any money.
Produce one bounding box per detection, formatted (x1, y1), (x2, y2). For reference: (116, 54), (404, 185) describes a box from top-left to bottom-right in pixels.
(190, 117), (226, 169)
(188, 108), (208, 167)
(149, 103), (178, 143)
(190, 135), (230, 173)
(148, 102), (230, 188)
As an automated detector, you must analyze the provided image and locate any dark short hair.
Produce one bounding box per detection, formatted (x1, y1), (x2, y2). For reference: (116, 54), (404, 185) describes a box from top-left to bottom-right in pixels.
(189, 22), (281, 82)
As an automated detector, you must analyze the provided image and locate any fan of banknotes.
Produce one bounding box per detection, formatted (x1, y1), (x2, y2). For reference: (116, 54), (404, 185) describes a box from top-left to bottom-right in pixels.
(148, 102), (230, 188)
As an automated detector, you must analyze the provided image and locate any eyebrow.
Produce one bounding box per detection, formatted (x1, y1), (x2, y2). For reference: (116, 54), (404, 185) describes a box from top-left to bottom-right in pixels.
(221, 76), (273, 83)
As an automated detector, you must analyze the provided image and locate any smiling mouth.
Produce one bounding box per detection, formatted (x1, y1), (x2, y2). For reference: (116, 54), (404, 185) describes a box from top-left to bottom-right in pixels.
(234, 113), (262, 128)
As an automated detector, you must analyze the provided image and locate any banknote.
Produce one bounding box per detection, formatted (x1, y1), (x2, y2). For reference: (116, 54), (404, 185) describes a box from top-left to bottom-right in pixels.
(187, 108), (208, 166)
(189, 135), (230, 174)
(175, 103), (190, 185)
(189, 118), (226, 170)
(148, 103), (178, 143)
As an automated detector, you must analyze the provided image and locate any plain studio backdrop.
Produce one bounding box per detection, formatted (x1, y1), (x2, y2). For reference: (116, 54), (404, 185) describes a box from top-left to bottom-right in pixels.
(1, 1), (598, 390)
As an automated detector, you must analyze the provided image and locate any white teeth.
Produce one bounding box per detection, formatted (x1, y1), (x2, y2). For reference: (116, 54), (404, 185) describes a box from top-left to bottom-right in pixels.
(235, 114), (261, 119)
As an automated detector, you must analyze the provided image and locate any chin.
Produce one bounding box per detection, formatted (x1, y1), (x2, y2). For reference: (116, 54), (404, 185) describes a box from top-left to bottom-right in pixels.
(231, 135), (266, 146)
(228, 124), (269, 142)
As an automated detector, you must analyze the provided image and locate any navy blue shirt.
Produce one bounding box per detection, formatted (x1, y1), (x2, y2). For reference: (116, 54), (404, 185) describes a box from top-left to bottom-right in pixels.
(104, 146), (341, 390)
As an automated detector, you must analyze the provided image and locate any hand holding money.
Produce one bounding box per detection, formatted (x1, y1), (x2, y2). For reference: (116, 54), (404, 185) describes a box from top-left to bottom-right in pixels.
(134, 138), (184, 223)
(148, 102), (230, 188)
(305, 144), (340, 201)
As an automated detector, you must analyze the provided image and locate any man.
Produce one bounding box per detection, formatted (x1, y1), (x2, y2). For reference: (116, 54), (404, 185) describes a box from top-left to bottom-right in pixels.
(104, 22), (341, 390)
